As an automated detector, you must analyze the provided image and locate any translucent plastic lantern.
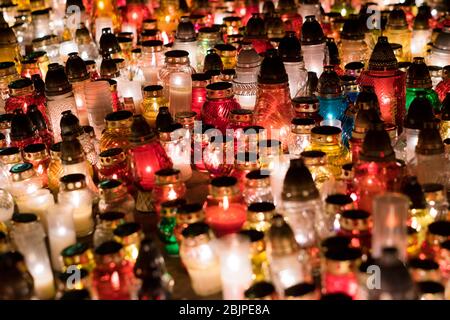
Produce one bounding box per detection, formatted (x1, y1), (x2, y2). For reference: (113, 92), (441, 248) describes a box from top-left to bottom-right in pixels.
(372, 193), (409, 261)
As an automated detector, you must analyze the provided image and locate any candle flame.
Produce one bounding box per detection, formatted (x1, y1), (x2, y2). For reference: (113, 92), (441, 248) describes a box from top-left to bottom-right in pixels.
(165, 15), (171, 24)
(222, 196), (229, 211)
(132, 12), (138, 20)
(111, 271), (120, 291)
(168, 188), (177, 200)
(161, 31), (169, 45)
(98, 0), (105, 10)
(112, 174), (118, 180)
(145, 166), (152, 173)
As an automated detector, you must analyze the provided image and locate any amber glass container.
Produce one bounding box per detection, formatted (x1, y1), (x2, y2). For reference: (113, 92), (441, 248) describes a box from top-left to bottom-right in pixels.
(100, 110), (133, 152)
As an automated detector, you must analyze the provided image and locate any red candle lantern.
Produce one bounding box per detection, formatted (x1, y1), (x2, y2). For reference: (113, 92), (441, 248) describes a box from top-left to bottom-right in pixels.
(92, 241), (135, 300)
(98, 147), (132, 187)
(191, 73), (211, 119)
(204, 176), (247, 237)
(128, 115), (173, 191)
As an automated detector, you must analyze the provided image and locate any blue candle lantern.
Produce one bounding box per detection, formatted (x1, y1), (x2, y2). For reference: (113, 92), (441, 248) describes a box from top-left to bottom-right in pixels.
(318, 66), (352, 146)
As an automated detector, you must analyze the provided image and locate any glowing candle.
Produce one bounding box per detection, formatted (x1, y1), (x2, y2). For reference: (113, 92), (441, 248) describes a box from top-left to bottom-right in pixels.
(12, 218), (55, 299)
(169, 72), (192, 115)
(16, 188), (55, 230)
(215, 233), (253, 300)
(47, 203), (76, 271)
(58, 174), (94, 237)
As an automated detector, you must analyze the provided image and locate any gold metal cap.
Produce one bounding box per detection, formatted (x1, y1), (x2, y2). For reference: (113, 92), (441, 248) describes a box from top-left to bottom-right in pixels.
(59, 173), (86, 191)
(99, 148), (127, 167)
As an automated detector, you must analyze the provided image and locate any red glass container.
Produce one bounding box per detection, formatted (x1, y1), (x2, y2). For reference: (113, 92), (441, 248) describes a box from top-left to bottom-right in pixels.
(5, 78), (47, 125)
(20, 59), (42, 79)
(22, 143), (50, 187)
(232, 152), (260, 191)
(201, 82), (241, 134)
(243, 13), (273, 54)
(98, 147), (132, 187)
(354, 123), (403, 214)
(204, 176), (247, 237)
(10, 110), (42, 149)
(85, 60), (100, 81)
(128, 115), (173, 191)
(26, 104), (54, 150)
(291, 96), (323, 125)
(191, 73), (211, 119)
(121, 0), (151, 32)
(339, 209), (372, 255)
(253, 49), (293, 144)
(226, 108), (253, 152)
(151, 168), (187, 215)
(92, 241), (135, 300)
(278, 0), (302, 38)
(435, 66), (450, 102)
(192, 123), (216, 172)
(358, 37), (406, 129)
(322, 247), (362, 299)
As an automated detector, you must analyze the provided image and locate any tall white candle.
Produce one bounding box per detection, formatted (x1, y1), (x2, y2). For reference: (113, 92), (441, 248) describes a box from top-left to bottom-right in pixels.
(169, 72), (192, 115)
(215, 234), (253, 300)
(12, 221), (55, 299)
(47, 203), (77, 271)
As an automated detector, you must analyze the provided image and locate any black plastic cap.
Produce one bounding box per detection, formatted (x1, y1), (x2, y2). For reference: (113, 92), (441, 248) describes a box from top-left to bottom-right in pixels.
(258, 49), (288, 84)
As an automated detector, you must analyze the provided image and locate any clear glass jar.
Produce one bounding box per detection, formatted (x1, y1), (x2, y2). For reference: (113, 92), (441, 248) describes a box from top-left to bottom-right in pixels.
(423, 183), (449, 221)
(58, 173), (94, 237)
(45, 89), (78, 142)
(281, 158), (325, 247)
(99, 110), (133, 152)
(179, 222), (222, 296)
(204, 176), (247, 237)
(93, 211), (126, 248)
(158, 50), (195, 100)
(288, 118), (314, 158)
(232, 42), (261, 110)
(98, 179), (135, 221)
(8, 162), (43, 203)
(140, 40), (165, 85)
(240, 229), (271, 283)
(266, 214), (312, 297)
(243, 169), (274, 206)
(203, 135), (235, 177)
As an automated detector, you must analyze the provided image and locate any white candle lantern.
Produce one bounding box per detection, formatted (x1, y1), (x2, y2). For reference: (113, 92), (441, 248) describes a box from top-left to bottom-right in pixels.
(58, 173), (94, 237)
(12, 215), (55, 299)
(16, 188), (55, 231)
(0, 188), (14, 223)
(161, 126), (192, 182)
(59, 41), (79, 64)
(84, 80), (113, 137)
(179, 222), (222, 296)
(116, 79), (143, 113)
(214, 233), (253, 300)
(372, 192), (409, 261)
(8, 162), (44, 202)
(169, 72), (192, 115)
(269, 154), (291, 207)
(47, 203), (77, 271)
